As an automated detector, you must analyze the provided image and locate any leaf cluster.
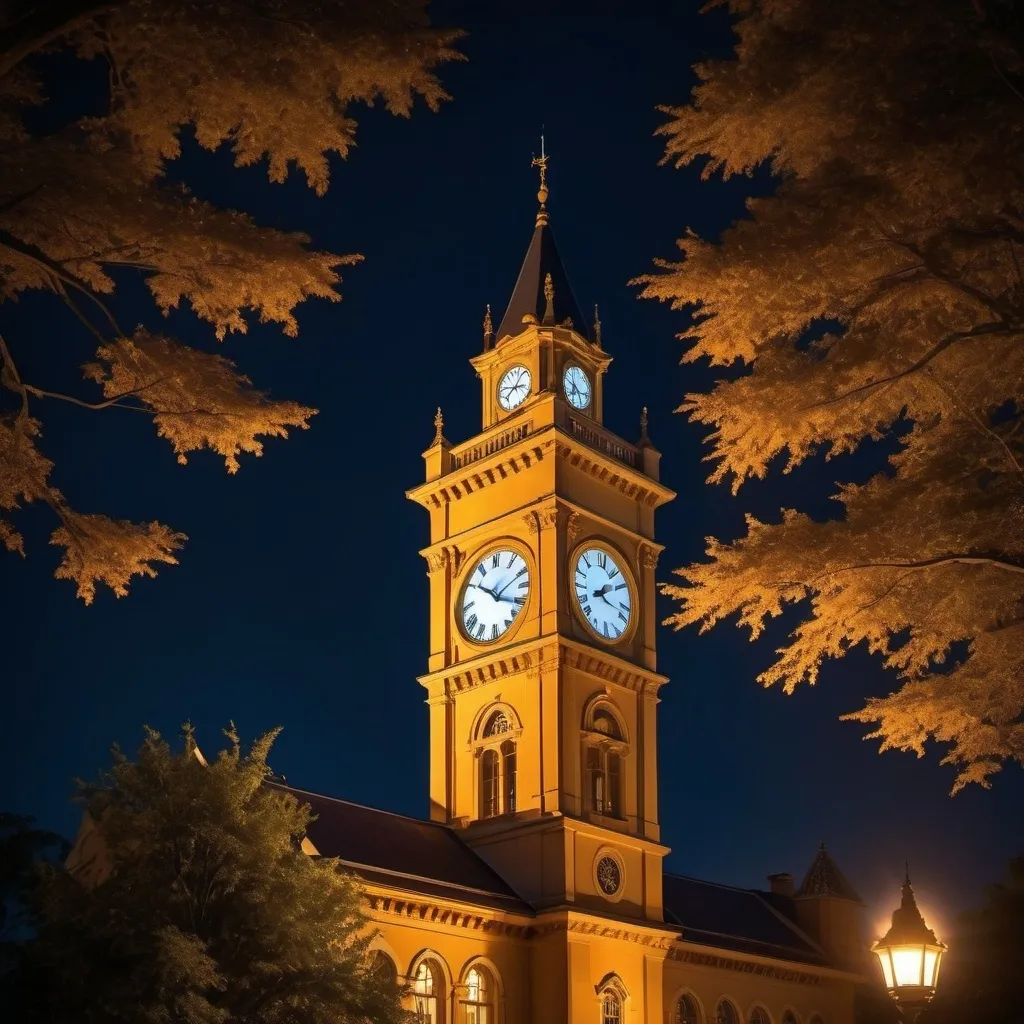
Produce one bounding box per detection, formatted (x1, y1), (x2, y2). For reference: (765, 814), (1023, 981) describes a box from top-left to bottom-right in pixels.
(637, 0), (1024, 789)
(0, 0), (462, 601)
(9, 725), (404, 1024)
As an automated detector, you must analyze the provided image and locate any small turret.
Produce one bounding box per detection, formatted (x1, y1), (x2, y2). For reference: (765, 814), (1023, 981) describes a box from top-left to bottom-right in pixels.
(794, 843), (867, 970)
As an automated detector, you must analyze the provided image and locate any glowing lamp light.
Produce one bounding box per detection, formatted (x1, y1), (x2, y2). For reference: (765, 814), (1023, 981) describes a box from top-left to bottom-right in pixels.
(871, 868), (946, 1020)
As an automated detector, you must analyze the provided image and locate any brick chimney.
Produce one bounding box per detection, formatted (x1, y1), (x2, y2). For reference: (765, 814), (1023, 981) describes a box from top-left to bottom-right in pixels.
(767, 872), (795, 897)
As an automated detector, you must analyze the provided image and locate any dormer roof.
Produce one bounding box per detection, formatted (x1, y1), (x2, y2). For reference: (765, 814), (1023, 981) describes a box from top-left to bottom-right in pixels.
(796, 843), (863, 903)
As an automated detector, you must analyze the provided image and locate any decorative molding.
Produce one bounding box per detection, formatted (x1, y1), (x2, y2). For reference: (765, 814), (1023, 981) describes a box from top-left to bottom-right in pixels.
(641, 543), (661, 572)
(566, 509), (582, 543)
(449, 545), (467, 577)
(368, 894), (532, 940)
(536, 506), (560, 530)
(425, 550), (447, 575)
(559, 643), (668, 695)
(666, 946), (824, 987)
(523, 511), (540, 534)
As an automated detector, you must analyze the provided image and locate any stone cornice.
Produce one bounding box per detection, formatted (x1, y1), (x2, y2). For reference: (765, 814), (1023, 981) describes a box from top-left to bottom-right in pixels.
(417, 635), (669, 696)
(406, 423), (674, 511)
(665, 943), (865, 986)
(365, 888), (534, 941)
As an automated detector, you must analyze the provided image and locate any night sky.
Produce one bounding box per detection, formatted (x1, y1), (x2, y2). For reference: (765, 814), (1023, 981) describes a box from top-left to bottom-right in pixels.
(2, 0), (1020, 939)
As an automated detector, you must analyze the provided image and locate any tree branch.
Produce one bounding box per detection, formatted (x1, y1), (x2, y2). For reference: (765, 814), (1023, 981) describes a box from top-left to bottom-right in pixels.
(0, 1), (121, 79)
(804, 321), (1016, 409)
(23, 379), (168, 412)
(811, 554), (1024, 581)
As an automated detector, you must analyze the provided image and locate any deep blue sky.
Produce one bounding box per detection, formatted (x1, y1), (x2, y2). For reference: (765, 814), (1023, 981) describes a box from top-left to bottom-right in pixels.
(2, 0), (1020, 938)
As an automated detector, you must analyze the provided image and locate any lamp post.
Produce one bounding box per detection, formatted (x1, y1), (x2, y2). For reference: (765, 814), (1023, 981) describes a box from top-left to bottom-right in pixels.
(871, 868), (947, 1022)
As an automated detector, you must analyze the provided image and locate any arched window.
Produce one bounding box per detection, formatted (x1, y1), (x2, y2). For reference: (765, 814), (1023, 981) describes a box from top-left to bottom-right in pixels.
(749, 1008), (771, 1024)
(476, 706), (518, 819)
(369, 950), (398, 989)
(781, 1013), (799, 1024)
(582, 702), (626, 818)
(480, 748), (499, 818)
(676, 993), (701, 1024)
(463, 965), (493, 1024)
(717, 1000), (740, 1024)
(413, 960), (443, 1024)
(601, 991), (622, 1024)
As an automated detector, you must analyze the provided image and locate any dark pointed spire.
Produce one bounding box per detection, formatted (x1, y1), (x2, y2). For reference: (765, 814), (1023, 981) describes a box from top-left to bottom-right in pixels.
(878, 869), (939, 945)
(495, 143), (586, 341)
(796, 843), (863, 902)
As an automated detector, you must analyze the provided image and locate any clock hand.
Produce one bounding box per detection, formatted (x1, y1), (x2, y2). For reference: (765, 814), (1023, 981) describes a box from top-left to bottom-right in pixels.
(469, 582), (500, 600)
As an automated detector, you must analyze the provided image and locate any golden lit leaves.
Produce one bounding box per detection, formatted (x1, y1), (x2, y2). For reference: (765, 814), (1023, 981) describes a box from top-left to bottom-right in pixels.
(85, 331), (317, 472)
(647, 0), (1024, 788)
(51, 512), (186, 605)
(0, 0), (461, 599)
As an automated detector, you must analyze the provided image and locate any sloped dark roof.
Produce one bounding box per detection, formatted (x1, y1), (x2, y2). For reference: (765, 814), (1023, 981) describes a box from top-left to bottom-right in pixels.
(271, 783), (532, 914)
(496, 216), (586, 340)
(797, 844), (863, 903)
(663, 873), (831, 967)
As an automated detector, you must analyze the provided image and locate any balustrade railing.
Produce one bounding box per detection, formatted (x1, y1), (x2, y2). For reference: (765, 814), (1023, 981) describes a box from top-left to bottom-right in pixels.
(451, 421), (532, 469)
(567, 416), (637, 468)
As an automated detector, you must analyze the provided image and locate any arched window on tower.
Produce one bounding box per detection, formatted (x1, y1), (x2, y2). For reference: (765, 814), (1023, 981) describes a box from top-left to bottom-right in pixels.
(676, 993), (701, 1024)
(716, 1000), (740, 1024)
(601, 991), (622, 1024)
(582, 702), (627, 818)
(476, 707), (519, 819)
(748, 1008), (771, 1024)
(462, 965), (494, 1024)
(412, 960), (443, 1024)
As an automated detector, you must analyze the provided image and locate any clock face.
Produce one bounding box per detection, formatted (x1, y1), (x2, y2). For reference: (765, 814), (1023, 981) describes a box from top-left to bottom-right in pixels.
(573, 546), (632, 642)
(497, 364), (532, 411)
(596, 856), (622, 896)
(460, 549), (531, 643)
(563, 364), (592, 410)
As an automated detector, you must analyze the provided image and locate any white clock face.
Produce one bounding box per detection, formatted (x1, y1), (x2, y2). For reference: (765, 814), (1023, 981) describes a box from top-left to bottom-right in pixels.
(573, 547), (632, 642)
(563, 364), (591, 410)
(460, 549), (531, 643)
(497, 364), (532, 411)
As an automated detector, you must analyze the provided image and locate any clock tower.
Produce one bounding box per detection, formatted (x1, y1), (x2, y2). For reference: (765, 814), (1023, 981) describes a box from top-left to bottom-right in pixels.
(406, 153), (675, 925)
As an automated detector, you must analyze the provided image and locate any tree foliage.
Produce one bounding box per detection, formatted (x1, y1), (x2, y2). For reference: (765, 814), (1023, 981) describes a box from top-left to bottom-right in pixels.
(637, 0), (1024, 790)
(0, 0), (461, 601)
(9, 724), (402, 1024)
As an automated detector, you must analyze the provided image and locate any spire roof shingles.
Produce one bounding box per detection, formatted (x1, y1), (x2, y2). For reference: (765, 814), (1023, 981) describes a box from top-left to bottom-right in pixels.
(796, 843), (863, 903)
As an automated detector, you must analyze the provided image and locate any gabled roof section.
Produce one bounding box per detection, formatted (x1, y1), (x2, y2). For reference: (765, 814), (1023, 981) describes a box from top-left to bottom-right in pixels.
(663, 873), (833, 967)
(270, 783), (532, 915)
(496, 216), (586, 341)
(796, 843), (863, 903)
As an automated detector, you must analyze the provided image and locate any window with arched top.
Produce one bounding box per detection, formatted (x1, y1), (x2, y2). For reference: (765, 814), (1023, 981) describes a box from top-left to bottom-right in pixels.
(781, 1012), (799, 1024)
(462, 965), (493, 1024)
(717, 1000), (740, 1024)
(748, 1008), (771, 1024)
(476, 706), (518, 819)
(601, 991), (622, 1024)
(582, 702), (626, 818)
(676, 993), (701, 1024)
(412, 960), (444, 1024)
(369, 950), (398, 989)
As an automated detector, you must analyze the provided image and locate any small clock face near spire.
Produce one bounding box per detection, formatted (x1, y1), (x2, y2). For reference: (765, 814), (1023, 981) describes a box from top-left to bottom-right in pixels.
(573, 546), (632, 642)
(497, 365), (532, 411)
(460, 549), (531, 643)
(563, 364), (592, 410)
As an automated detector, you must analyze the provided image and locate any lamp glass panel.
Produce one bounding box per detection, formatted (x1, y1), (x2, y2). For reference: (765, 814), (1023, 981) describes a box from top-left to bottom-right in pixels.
(924, 948), (939, 988)
(891, 945), (926, 987)
(876, 950), (895, 989)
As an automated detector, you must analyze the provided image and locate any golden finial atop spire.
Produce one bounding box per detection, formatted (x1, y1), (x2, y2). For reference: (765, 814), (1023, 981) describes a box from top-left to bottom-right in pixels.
(482, 303), (493, 349)
(432, 406), (444, 446)
(531, 135), (549, 226)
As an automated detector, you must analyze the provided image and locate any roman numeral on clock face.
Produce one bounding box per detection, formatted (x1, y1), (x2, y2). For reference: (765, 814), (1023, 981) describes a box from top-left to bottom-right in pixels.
(492, 553), (500, 569)
(596, 551), (607, 569)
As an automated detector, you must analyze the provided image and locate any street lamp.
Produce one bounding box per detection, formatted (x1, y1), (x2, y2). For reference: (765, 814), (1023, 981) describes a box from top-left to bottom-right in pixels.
(871, 867), (947, 1021)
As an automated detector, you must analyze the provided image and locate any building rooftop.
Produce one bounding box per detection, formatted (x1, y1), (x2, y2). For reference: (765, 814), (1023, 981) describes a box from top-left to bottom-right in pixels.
(276, 782), (838, 969)
(796, 843), (863, 903)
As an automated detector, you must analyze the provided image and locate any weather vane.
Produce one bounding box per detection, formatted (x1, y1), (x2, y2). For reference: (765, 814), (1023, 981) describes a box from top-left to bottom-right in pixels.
(531, 134), (549, 211)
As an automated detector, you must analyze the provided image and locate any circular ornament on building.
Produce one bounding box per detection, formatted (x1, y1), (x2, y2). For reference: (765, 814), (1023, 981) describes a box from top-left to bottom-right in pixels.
(595, 853), (623, 899)
(562, 364), (592, 410)
(497, 364), (532, 411)
(458, 547), (531, 644)
(572, 544), (634, 643)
